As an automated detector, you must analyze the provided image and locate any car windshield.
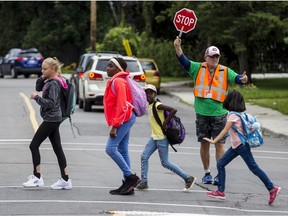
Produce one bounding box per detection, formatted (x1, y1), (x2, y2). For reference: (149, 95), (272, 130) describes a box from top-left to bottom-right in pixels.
(96, 59), (141, 73)
(140, 61), (156, 70)
(77, 56), (85, 68)
(96, 59), (109, 71)
(126, 60), (140, 72)
(19, 52), (42, 58)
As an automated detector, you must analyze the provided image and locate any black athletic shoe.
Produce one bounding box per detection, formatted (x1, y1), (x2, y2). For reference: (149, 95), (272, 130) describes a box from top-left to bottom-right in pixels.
(109, 180), (135, 195)
(119, 174), (140, 195)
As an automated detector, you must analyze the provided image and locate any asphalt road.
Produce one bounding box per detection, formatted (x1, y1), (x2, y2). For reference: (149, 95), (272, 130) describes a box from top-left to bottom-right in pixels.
(0, 76), (287, 216)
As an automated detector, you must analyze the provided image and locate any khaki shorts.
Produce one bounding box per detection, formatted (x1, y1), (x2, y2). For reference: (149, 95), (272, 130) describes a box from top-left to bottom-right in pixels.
(195, 113), (227, 143)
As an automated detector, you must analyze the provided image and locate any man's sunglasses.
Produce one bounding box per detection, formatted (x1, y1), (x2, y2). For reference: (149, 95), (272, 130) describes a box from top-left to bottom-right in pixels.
(208, 55), (220, 59)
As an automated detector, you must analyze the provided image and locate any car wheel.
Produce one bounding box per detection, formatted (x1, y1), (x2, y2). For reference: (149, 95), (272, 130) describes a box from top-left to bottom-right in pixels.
(24, 74), (30, 78)
(76, 95), (79, 105)
(157, 88), (161, 95)
(10, 68), (18, 78)
(79, 98), (83, 109)
(0, 70), (3, 78)
(83, 99), (92, 111)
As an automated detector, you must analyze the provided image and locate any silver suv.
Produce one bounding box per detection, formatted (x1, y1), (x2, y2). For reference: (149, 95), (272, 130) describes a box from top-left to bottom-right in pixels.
(78, 54), (146, 111)
(71, 52), (121, 104)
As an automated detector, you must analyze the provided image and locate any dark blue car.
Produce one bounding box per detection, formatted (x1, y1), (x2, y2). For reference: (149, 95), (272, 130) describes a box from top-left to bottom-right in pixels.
(0, 48), (44, 78)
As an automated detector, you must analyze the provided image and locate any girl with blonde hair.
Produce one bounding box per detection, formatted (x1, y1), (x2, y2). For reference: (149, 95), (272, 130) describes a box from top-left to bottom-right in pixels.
(23, 57), (72, 190)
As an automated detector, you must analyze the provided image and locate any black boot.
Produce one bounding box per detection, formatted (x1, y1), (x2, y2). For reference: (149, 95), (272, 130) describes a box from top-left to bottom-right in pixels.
(110, 180), (135, 195)
(119, 174), (140, 195)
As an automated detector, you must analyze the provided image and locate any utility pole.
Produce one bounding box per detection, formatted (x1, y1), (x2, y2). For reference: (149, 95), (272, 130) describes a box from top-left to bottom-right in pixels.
(90, 0), (97, 52)
(108, 0), (119, 26)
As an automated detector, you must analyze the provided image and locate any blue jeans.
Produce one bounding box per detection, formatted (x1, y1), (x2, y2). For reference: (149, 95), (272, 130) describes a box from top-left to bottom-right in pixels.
(217, 143), (274, 192)
(105, 112), (136, 177)
(140, 137), (190, 184)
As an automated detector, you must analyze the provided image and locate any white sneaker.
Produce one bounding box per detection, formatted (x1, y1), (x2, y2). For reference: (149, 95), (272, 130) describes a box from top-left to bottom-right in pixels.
(23, 175), (44, 187)
(51, 178), (72, 190)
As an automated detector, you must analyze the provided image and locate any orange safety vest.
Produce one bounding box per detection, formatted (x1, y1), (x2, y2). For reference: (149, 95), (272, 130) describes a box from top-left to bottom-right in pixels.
(193, 63), (228, 102)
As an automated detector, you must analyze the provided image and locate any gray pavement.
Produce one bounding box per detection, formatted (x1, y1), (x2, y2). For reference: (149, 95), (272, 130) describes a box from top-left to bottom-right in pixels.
(0, 76), (287, 215)
(161, 81), (288, 138)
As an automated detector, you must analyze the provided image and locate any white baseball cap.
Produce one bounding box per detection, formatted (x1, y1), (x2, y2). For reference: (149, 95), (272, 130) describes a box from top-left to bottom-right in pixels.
(205, 46), (220, 57)
(144, 84), (157, 93)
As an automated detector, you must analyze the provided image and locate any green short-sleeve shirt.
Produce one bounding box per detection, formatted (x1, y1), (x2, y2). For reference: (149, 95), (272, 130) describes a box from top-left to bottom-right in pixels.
(188, 61), (238, 116)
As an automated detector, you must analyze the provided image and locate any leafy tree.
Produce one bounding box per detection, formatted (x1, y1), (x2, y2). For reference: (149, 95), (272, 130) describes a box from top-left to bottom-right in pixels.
(0, 1), (38, 55)
(137, 32), (192, 78)
(0, 0), (287, 76)
(22, 1), (90, 63)
(97, 25), (140, 56)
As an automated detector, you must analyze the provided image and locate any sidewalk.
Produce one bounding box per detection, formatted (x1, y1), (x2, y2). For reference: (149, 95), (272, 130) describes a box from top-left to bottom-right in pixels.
(161, 81), (288, 138)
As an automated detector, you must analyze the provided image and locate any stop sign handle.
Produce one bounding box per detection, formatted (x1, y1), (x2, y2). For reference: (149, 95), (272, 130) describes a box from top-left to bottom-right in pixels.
(178, 26), (184, 38)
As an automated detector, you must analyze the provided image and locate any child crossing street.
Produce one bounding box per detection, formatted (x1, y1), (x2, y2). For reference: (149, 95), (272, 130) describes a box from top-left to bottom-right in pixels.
(204, 90), (281, 205)
(137, 84), (196, 192)
(23, 57), (72, 190)
(104, 57), (140, 195)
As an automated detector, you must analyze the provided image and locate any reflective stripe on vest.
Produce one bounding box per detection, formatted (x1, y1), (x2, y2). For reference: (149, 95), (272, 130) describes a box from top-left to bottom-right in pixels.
(193, 63), (228, 102)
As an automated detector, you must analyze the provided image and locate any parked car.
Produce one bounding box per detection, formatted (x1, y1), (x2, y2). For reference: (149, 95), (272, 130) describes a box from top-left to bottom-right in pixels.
(70, 52), (122, 104)
(70, 53), (96, 104)
(138, 58), (161, 93)
(78, 55), (146, 111)
(0, 57), (3, 78)
(0, 48), (44, 78)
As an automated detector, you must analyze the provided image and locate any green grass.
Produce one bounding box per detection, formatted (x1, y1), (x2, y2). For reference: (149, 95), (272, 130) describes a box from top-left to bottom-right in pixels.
(230, 78), (288, 115)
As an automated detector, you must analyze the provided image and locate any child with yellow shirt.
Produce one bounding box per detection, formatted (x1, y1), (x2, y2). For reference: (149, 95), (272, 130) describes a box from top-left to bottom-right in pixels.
(136, 84), (196, 191)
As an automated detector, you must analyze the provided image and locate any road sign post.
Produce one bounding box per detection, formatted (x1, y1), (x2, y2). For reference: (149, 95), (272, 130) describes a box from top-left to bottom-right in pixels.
(173, 8), (197, 37)
(122, 39), (132, 56)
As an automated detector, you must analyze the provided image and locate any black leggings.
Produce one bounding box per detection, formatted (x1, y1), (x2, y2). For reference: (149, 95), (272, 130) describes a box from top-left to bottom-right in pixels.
(29, 121), (67, 177)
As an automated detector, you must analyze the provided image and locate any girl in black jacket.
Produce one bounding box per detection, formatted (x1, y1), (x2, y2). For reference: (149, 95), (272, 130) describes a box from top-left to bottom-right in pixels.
(23, 57), (72, 190)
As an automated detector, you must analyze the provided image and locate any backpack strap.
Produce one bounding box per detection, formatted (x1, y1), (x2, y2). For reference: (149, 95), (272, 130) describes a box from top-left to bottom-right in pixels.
(229, 111), (247, 145)
(111, 76), (127, 95)
(152, 101), (165, 132)
(152, 101), (177, 152)
(231, 125), (246, 145)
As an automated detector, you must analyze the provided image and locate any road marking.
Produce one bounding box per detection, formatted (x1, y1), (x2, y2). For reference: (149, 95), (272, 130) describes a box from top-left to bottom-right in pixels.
(0, 185), (206, 194)
(0, 139), (31, 142)
(20, 93), (39, 132)
(1, 185), (288, 197)
(0, 199), (286, 214)
(0, 140), (287, 159)
(109, 211), (209, 216)
(1, 140), (288, 153)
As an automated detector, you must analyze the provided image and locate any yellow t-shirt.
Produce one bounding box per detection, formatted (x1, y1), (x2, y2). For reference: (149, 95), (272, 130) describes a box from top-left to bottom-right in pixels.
(148, 101), (166, 140)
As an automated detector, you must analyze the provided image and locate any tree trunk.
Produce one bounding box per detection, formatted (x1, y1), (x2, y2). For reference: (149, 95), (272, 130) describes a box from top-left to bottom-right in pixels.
(143, 2), (154, 37)
(238, 51), (252, 83)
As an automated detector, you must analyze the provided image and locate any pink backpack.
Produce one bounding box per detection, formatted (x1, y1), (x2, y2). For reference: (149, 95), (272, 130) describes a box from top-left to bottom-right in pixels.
(111, 76), (147, 117)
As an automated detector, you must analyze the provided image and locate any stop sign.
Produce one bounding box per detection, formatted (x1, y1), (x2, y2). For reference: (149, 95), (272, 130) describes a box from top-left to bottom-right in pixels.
(173, 8), (197, 34)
